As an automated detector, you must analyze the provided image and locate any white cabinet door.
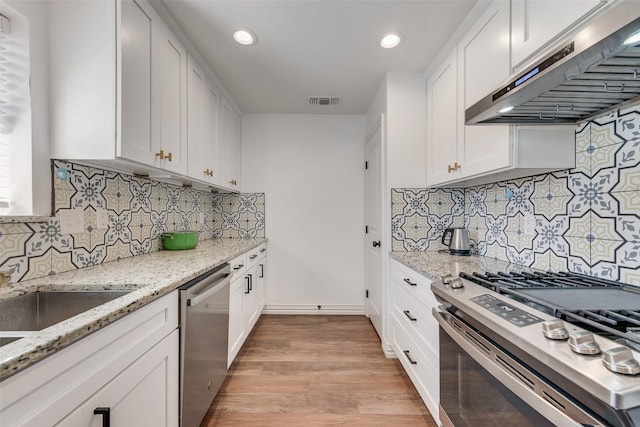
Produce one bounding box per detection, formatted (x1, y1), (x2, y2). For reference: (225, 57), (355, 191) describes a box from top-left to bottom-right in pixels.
(118, 0), (157, 165)
(228, 108), (241, 190)
(228, 275), (245, 366)
(244, 266), (260, 331)
(458, 0), (512, 179)
(215, 97), (232, 189)
(426, 51), (459, 186)
(257, 258), (267, 310)
(205, 79), (221, 182)
(58, 330), (179, 427)
(187, 56), (212, 182)
(511, 0), (603, 69)
(153, 20), (188, 174)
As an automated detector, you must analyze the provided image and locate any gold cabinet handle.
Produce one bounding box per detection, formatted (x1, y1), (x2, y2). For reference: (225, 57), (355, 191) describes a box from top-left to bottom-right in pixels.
(155, 149), (165, 160)
(166, 152), (172, 161)
(204, 169), (213, 177)
(229, 179), (237, 186)
(454, 162), (461, 170)
(447, 164), (454, 173)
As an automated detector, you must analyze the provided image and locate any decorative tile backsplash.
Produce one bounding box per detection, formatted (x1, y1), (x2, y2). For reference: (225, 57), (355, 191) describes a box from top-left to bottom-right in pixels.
(0, 161), (265, 283)
(392, 104), (640, 284)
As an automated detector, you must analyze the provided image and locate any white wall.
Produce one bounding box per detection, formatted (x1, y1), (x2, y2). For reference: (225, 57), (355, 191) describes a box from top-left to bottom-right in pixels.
(241, 114), (366, 313)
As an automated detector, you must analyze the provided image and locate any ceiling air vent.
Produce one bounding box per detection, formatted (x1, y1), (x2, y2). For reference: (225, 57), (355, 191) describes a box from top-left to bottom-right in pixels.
(308, 96), (342, 106)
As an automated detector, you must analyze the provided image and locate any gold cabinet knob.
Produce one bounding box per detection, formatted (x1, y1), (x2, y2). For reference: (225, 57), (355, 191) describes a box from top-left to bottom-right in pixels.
(454, 162), (461, 170)
(204, 169), (213, 177)
(155, 149), (165, 159)
(166, 152), (172, 162)
(447, 164), (454, 173)
(229, 179), (237, 186)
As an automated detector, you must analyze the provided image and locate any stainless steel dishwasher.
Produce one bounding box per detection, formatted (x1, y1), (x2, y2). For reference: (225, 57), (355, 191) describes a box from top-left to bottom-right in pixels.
(179, 263), (231, 427)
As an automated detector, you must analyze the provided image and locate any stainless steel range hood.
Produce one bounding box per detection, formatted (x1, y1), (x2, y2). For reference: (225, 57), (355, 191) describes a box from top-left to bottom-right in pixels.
(466, 1), (640, 125)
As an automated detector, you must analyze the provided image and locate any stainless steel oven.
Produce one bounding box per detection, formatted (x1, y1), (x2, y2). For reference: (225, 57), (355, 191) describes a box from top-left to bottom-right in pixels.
(436, 308), (600, 426)
(432, 271), (640, 427)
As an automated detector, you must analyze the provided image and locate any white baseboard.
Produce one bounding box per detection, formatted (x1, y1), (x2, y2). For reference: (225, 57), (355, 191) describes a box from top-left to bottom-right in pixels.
(263, 304), (365, 315)
(382, 343), (396, 358)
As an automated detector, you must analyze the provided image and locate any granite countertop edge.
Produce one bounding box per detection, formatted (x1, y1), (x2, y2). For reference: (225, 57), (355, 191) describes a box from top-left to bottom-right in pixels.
(0, 237), (267, 381)
(389, 251), (535, 282)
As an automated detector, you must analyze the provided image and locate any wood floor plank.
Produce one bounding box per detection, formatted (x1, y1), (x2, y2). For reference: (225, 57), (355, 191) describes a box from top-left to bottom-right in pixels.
(200, 315), (437, 427)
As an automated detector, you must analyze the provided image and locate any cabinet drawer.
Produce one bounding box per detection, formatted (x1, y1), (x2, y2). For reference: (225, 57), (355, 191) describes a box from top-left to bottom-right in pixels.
(230, 253), (247, 278)
(391, 283), (439, 356)
(390, 259), (434, 303)
(391, 312), (439, 420)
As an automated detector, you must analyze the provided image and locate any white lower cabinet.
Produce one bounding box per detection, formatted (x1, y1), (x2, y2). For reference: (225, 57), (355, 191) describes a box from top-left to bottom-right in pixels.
(389, 258), (439, 424)
(228, 244), (267, 366)
(0, 292), (179, 427)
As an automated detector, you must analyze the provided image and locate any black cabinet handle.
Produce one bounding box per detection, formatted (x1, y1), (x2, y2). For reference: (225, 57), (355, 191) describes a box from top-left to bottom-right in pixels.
(403, 350), (417, 365)
(259, 264), (264, 278)
(260, 248), (266, 253)
(234, 264), (244, 271)
(372, 241), (381, 247)
(94, 407), (110, 427)
(245, 276), (250, 294)
(403, 310), (417, 322)
(250, 254), (258, 260)
(403, 278), (417, 286)
(249, 274), (253, 291)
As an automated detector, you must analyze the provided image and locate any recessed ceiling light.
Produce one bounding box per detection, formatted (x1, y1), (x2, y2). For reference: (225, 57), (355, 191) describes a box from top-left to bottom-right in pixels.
(380, 32), (403, 49)
(233, 28), (258, 46)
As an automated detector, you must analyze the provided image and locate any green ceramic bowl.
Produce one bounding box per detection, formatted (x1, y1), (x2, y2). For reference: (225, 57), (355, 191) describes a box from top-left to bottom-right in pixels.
(162, 231), (198, 250)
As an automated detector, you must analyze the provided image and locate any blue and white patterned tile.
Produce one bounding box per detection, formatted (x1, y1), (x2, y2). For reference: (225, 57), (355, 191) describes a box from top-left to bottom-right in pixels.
(531, 250), (550, 272)
(166, 186), (181, 212)
(70, 168), (106, 210)
(427, 202), (456, 219)
(104, 173), (132, 214)
(72, 246), (107, 269)
(536, 195), (571, 220)
(506, 246), (534, 267)
(566, 211), (591, 238)
(616, 107), (640, 141)
(591, 238), (623, 265)
(590, 261), (620, 281)
(549, 251), (569, 272)
(485, 242), (507, 261)
(149, 182), (168, 213)
(402, 189), (429, 217)
(575, 121), (591, 153)
(566, 236), (591, 267)
(129, 177), (152, 212)
(612, 189), (640, 216)
(548, 173), (573, 198)
(615, 215), (640, 243)
(465, 187), (487, 216)
(104, 240), (133, 263)
(485, 215), (507, 246)
(612, 164), (640, 195)
(591, 212), (623, 241)
(534, 216), (569, 257)
(531, 175), (550, 200)
(425, 188), (454, 205)
(506, 185), (534, 216)
(50, 247), (75, 275)
(130, 239), (152, 256)
(589, 117), (624, 149)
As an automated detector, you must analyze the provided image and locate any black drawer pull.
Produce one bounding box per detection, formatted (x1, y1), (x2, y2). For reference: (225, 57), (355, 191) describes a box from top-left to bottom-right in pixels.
(94, 407), (110, 427)
(403, 350), (417, 365)
(403, 310), (417, 322)
(250, 254), (258, 260)
(234, 264), (244, 271)
(260, 248), (266, 253)
(245, 276), (250, 294)
(403, 278), (417, 286)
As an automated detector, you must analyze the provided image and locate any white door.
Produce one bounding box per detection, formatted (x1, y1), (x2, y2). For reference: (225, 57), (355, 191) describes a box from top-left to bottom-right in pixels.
(364, 120), (383, 337)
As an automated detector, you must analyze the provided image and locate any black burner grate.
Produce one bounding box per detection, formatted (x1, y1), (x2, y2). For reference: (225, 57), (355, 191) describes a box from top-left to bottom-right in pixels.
(460, 271), (640, 347)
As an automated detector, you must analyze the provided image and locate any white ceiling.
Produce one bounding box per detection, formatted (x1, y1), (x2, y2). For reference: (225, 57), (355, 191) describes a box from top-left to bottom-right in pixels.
(160, 0), (478, 114)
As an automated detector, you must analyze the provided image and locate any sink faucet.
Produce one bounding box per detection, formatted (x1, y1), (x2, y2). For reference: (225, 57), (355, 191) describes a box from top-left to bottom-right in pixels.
(0, 270), (12, 288)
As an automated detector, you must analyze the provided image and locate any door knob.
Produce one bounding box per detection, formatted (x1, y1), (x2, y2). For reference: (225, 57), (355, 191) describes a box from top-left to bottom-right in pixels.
(372, 241), (381, 247)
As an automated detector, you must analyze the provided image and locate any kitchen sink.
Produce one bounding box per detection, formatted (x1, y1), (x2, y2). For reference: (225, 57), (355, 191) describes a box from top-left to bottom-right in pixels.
(0, 290), (130, 346)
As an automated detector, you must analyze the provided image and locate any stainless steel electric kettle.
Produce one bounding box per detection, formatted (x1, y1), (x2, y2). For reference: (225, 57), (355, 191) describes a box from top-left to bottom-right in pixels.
(441, 227), (471, 256)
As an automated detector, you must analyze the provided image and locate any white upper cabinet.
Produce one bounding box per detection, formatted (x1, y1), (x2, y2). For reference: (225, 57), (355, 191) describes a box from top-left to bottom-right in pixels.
(426, 52), (458, 185)
(511, 0), (605, 70)
(119, 0), (156, 166)
(187, 56), (219, 183)
(426, 0), (576, 187)
(216, 96), (241, 191)
(153, 19), (188, 174)
(457, 0), (512, 180)
(49, 0), (240, 191)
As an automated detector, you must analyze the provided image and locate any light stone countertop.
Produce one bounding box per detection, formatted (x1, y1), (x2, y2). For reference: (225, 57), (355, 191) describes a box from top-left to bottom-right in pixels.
(390, 251), (536, 282)
(0, 238), (266, 381)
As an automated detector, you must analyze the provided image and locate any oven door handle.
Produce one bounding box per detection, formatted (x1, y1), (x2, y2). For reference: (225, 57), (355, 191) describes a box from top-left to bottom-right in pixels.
(433, 309), (606, 427)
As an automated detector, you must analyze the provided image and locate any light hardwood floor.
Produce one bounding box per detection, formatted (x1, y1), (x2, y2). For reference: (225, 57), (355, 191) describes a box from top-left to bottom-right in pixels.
(201, 315), (437, 426)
